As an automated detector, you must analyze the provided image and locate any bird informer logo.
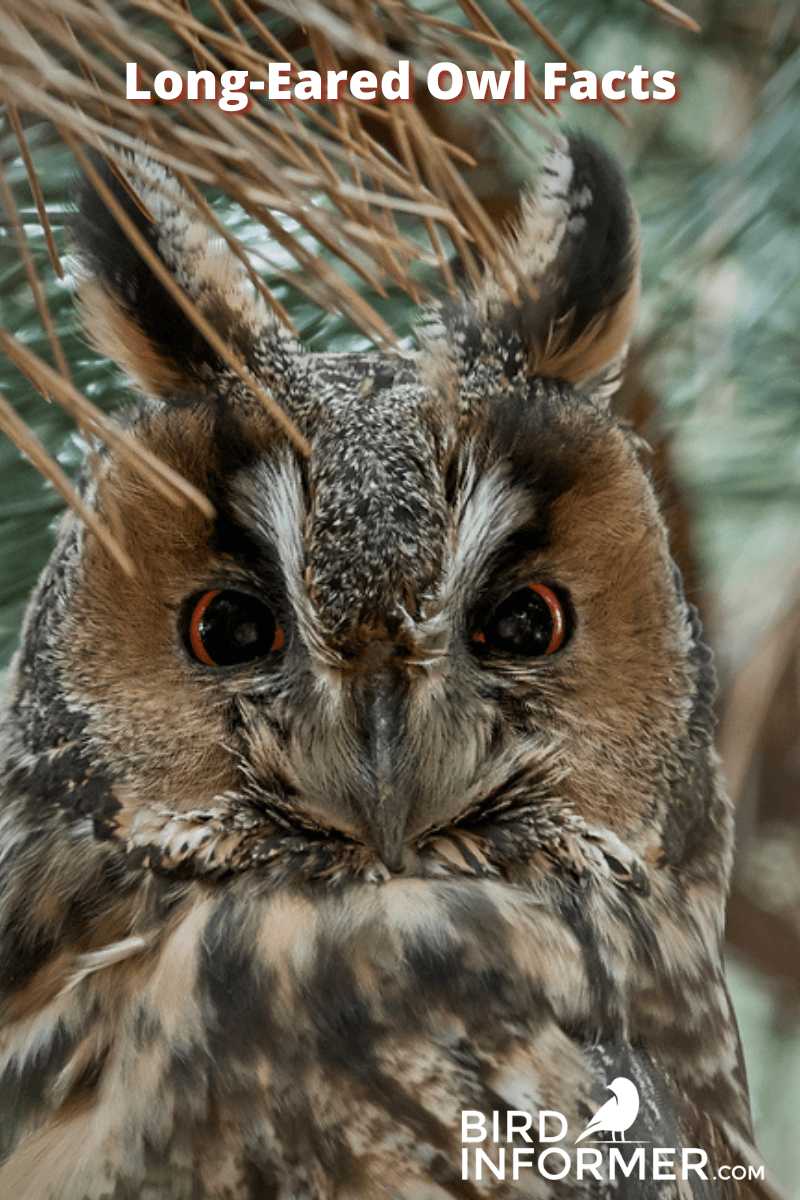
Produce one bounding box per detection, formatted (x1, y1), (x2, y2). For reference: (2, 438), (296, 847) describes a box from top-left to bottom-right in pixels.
(460, 1077), (757, 1184)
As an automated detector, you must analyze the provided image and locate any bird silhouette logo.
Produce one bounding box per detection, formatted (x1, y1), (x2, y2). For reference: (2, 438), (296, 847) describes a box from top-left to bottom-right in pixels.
(576, 1077), (640, 1143)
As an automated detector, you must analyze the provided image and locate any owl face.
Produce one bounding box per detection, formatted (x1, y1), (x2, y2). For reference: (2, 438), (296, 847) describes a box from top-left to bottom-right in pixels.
(49, 359), (699, 880)
(0, 137), (752, 1197)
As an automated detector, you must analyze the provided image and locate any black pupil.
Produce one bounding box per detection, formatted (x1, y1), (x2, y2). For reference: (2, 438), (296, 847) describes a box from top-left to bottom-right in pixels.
(484, 587), (556, 656)
(195, 592), (277, 665)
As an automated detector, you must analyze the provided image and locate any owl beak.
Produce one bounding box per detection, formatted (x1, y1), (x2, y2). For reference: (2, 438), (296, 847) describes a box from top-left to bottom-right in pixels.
(354, 642), (409, 873)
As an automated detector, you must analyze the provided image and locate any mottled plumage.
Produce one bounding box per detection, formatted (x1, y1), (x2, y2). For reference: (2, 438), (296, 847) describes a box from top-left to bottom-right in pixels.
(0, 136), (767, 1198)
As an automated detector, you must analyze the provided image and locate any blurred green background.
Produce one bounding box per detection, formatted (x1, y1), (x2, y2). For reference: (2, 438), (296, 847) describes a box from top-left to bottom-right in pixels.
(1, 0), (799, 1190)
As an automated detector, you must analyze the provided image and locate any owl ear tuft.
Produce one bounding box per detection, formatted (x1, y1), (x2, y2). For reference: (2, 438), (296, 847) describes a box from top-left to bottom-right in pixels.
(475, 135), (640, 400)
(71, 153), (268, 401)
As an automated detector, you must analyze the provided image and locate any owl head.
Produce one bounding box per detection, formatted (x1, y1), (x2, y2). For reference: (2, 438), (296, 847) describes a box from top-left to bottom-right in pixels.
(1, 136), (724, 896)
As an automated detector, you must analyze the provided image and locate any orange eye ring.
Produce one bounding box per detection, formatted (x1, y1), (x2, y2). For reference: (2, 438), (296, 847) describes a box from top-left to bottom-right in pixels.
(188, 589), (284, 667)
(471, 582), (566, 657)
(528, 583), (565, 655)
(190, 589), (222, 666)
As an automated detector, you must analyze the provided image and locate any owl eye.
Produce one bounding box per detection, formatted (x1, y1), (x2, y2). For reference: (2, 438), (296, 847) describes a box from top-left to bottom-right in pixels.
(473, 583), (566, 657)
(186, 589), (284, 667)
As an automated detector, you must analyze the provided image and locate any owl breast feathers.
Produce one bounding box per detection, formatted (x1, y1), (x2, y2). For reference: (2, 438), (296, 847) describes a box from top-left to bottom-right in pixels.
(0, 136), (764, 1199)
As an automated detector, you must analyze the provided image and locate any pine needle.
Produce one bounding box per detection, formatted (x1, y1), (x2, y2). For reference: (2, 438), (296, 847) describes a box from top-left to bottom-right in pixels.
(0, 0), (700, 550)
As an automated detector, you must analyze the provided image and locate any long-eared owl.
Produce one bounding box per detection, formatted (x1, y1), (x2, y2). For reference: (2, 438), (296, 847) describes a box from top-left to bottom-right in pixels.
(0, 135), (765, 1198)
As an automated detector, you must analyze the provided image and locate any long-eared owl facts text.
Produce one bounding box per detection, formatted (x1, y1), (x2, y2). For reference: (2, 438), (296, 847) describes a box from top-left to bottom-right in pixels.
(0, 135), (762, 1198)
